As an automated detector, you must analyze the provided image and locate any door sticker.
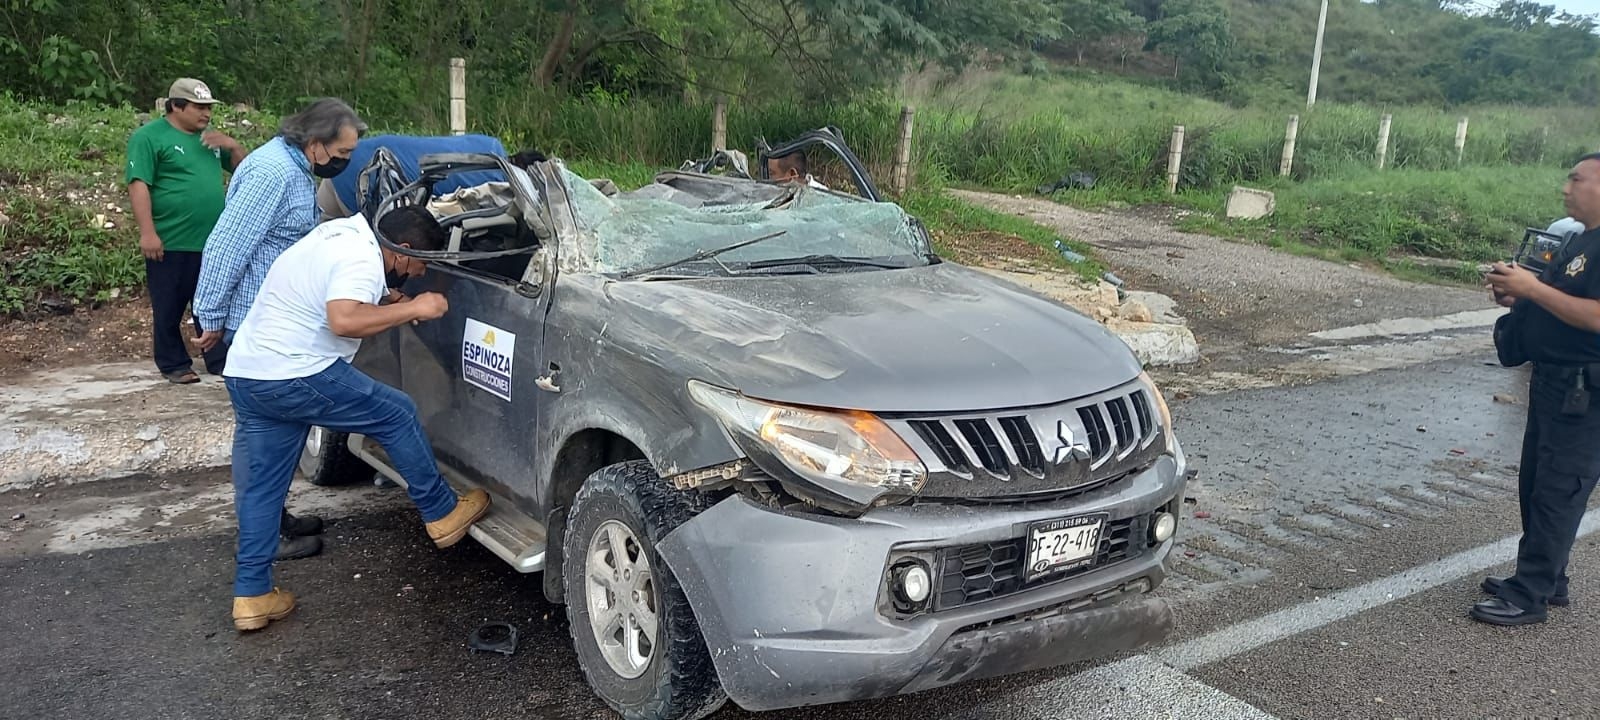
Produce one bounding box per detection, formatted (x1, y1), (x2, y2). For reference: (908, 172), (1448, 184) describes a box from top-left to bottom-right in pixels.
(462, 318), (515, 401)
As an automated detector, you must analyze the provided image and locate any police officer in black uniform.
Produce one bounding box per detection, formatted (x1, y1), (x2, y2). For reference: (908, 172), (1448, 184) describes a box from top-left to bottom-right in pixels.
(1476, 152), (1600, 626)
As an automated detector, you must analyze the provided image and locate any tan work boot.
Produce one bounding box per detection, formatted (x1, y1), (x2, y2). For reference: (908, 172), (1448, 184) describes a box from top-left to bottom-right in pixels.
(233, 588), (296, 632)
(425, 489), (490, 548)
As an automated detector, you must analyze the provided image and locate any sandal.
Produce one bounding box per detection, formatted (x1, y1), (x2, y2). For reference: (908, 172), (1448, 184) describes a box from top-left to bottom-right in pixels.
(163, 370), (201, 384)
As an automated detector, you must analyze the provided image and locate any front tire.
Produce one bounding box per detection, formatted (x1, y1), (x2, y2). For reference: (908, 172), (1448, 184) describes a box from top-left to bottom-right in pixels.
(562, 460), (726, 720)
(298, 426), (371, 487)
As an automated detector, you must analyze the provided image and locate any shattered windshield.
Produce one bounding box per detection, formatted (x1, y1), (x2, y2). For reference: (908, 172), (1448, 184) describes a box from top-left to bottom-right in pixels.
(560, 168), (930, 276)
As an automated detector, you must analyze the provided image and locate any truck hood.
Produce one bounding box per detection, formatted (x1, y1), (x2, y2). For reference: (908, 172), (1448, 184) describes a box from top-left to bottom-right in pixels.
(601, 263), (1142, 414)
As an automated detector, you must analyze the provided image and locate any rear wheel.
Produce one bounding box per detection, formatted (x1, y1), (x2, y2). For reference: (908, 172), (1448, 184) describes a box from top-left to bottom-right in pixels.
(562, 460), (726, 720)
(298, 426), (371, 487)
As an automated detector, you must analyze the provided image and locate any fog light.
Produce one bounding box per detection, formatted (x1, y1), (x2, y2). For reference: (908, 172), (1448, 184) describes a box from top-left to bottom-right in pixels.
(899, 564), (931, 603)
(1152, 512), (1177, 543)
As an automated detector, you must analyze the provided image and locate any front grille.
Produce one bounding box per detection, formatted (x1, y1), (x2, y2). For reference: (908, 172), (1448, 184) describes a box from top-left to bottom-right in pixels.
(932, 513), (1148, 612)
(892, 382), (1165, 499)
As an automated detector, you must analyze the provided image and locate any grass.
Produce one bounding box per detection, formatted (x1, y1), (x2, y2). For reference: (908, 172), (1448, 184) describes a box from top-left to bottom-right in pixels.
(4, 67), (1588, 316)
(897, 188), (1105, 283)
(1147, 163), (1565, 270)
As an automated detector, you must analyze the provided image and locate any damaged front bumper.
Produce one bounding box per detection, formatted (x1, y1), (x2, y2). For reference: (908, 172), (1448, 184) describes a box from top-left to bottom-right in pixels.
(656, 450), (1187, 711)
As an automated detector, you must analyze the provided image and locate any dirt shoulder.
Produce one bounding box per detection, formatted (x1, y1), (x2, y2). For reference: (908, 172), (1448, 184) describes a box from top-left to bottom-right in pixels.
(953, 189), (1493, 374)
(0, 299), (155, 378)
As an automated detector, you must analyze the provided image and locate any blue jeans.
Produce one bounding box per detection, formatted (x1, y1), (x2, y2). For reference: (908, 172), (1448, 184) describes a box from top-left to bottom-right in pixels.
(225, 359), (459, 597)
(223, 330), (297, 533)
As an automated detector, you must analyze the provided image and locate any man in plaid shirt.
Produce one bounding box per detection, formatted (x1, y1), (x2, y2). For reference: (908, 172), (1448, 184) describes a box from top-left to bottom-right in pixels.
(195, 97), (366, 562)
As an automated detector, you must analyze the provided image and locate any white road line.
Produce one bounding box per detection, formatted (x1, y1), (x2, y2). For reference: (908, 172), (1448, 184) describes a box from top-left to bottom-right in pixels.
(1156, 508), (1600, 671)
(995, 509), (1599, 720)
(1309, 308), (1504, 342)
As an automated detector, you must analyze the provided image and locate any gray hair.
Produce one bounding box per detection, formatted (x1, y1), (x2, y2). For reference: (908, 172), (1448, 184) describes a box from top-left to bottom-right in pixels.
(279, 97), (367, 147)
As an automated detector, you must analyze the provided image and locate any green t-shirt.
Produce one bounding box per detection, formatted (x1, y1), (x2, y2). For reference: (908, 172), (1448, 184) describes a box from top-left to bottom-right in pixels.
(125, 117), (232, 253)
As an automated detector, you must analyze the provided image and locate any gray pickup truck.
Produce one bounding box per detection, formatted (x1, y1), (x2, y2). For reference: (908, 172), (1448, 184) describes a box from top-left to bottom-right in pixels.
(299, 131), (1189, 720)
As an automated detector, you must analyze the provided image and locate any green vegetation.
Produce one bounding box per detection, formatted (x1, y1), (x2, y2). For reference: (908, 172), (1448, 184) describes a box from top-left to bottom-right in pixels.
(3, 0), (1597, 316)
(0, 97), (281, 315)
(1163, 164), (1565, 281)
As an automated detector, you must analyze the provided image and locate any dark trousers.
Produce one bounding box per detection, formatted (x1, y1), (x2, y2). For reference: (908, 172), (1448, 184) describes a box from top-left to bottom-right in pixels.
(146, 251), (228, 375)
(1500, 365), (1600, 611)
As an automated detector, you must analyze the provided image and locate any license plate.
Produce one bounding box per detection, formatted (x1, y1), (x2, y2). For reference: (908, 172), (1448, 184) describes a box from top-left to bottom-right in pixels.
(1026, 514), (1107, 581)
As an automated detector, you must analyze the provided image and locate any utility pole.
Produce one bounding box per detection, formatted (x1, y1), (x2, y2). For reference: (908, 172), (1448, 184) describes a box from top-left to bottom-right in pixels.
(1307, 0), (1329, 109)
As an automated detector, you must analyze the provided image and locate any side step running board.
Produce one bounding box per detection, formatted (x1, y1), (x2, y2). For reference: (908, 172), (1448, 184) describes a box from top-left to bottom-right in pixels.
(349, 434), (548, 573)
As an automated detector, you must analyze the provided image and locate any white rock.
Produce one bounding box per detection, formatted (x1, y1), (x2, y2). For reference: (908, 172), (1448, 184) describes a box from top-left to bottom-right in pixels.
(134, 425), (160, 442)
(1106, 320), (1201, 366)
(1225, 186), (1276, 220)
(1118, 300), (1154, 324)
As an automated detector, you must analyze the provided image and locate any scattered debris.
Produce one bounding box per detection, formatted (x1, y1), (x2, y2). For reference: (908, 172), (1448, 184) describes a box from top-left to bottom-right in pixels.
(1353, 299), (1364, 308)
(1051, 240), (1087, 264)
(1449, 448), (1467, 456)
(469, 621), (520, 656)
(40, 299), (75, 316)
(1493, 394), (1520, 405)
(1193, 511), (1212, 519)
(10, 513), (23, 521)
(1036, 171), (1097, 195)
(353, 573), (362, 579)
(1416, 425), (1428, 433)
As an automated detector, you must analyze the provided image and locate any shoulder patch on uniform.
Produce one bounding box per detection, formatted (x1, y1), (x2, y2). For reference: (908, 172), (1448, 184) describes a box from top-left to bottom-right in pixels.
(1566, 254), (1587, 277)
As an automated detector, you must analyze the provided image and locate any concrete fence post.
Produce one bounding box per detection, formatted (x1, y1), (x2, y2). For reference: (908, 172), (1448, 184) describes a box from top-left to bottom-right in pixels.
(449, 58), (467, 136)
(1167, 125), (1185, 195)
(1280, 115), (1299, 178)
(712, 97), (727, 152)
(891, 105), (916, 195)
(1376, 113), (1392, 171)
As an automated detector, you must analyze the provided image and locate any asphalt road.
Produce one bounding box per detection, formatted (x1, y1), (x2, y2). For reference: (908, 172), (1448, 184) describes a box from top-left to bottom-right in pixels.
(4, 355), (1598, 720)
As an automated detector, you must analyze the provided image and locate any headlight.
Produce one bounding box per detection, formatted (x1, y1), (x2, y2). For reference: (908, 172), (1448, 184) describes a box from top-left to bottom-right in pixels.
(688, 382), (927, 502)
(1138, 370), (1176, 453)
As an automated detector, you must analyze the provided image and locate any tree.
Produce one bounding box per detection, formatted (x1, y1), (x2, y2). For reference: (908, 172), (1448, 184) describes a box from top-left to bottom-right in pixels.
(1054, 0), (1144, 64)
(1145, 0), (1233, 83)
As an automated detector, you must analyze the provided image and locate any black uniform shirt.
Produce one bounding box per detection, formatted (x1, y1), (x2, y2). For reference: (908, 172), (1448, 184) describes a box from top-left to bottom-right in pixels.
(1520, 227), (1600, 365)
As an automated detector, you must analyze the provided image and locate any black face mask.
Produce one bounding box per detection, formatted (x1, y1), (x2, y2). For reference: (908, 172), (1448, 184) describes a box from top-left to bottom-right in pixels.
(385, 268), (408, 289)
(313, 155), (349, 179)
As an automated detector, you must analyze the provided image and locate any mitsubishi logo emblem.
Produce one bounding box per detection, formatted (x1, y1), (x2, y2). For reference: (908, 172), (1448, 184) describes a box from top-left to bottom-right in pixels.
(1053, 420), (1092, 465)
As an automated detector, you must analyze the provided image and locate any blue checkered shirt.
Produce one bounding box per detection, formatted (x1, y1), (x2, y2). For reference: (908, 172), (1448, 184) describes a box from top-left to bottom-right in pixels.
(194, 136), (318, 332)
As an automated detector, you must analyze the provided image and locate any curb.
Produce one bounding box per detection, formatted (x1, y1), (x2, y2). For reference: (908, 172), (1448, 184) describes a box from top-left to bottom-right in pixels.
(1, 363), (234, 492)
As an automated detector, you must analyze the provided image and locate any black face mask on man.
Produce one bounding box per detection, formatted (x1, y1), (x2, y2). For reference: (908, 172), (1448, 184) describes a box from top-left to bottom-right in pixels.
(313, 155), (349, 179)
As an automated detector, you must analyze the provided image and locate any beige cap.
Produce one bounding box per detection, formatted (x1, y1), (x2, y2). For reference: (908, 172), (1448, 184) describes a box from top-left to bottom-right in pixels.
(167, 78), (221, 105)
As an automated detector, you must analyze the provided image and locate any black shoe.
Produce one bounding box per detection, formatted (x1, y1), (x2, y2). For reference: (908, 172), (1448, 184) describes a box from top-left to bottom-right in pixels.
(1469, 597), (1547, 626)
(1481, 576), (1569, 607)
(281, 511), (324, 537)
(275, 535), (323, 561)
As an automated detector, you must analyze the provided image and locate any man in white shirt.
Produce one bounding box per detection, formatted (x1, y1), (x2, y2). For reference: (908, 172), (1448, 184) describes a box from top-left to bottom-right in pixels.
(224, 205), (490, 631)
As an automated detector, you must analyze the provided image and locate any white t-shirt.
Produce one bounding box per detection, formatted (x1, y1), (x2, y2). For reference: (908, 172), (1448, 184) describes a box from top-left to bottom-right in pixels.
(224, 215), (388, 381)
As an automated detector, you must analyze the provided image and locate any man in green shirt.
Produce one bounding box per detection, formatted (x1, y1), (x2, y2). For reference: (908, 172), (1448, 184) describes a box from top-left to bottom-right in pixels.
(126, 78), (247, 383)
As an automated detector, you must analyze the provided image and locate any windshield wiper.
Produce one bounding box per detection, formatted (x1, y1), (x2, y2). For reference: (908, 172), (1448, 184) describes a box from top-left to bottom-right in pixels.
(737, 254), (913, 270)
(618, 230), (789, 280)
